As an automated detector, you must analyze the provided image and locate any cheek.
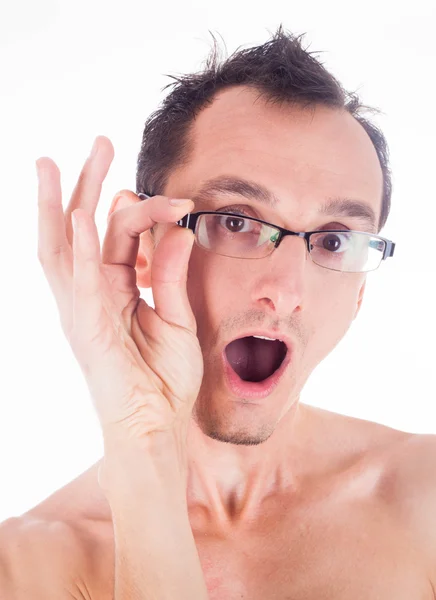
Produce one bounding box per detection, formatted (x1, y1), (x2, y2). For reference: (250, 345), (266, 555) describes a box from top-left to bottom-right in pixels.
(309, 282), (361, 355)
(186, 252), (245, 327)
(186, 254), (243, 364)
(186, 251), (222, 315)
(187, 249), (243, 296)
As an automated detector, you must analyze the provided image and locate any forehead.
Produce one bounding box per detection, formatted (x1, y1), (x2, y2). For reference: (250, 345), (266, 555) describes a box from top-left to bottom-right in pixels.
(166, 86), (383, 223)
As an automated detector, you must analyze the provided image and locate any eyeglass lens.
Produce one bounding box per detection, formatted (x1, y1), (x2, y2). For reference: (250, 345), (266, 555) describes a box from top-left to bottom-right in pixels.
(195, 214), (385, 273)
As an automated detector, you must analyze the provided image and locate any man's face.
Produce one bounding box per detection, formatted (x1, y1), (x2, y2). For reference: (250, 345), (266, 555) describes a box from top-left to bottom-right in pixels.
(149, 86), (383, 445)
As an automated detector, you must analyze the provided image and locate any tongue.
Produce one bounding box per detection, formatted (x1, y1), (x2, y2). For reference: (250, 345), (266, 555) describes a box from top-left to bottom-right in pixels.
(225, 337), (285, 382)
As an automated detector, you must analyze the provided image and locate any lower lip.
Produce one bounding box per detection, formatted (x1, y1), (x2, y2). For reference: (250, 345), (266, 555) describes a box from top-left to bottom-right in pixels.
(221, 346), (292, 399)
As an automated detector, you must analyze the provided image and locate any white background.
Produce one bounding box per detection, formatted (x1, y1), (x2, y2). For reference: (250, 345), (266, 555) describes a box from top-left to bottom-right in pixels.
(0, 0), (435, 523)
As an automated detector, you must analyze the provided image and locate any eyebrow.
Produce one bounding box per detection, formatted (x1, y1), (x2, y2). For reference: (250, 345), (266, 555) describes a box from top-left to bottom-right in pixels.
(192, 176), (378, 233)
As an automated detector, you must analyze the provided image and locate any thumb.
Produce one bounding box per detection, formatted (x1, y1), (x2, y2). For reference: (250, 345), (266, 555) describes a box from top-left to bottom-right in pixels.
(149, 224), (196, 332)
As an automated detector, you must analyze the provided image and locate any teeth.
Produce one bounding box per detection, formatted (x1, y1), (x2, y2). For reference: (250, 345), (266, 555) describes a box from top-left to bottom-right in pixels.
(252, 335), (277, 341)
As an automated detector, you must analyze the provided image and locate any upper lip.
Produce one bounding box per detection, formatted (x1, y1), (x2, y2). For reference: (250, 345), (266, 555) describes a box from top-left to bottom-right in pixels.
(222, 330), (294, 355)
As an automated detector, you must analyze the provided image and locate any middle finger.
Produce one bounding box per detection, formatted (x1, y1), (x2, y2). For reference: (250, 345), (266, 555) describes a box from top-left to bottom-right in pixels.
(64, 135), (115, 245)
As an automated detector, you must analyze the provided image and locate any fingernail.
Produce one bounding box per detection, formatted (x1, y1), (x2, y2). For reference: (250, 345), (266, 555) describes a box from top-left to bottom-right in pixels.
(169, 198), (192, 206)
(90, 139), (99, 158)
(35, 159), (44, 178)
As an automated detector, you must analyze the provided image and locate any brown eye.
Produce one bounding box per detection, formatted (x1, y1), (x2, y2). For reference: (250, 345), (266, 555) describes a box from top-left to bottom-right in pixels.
(224, 215), (246, 232)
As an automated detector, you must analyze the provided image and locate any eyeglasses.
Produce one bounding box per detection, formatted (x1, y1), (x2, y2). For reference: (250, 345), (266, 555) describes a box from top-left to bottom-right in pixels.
(138, 194), (396, 273)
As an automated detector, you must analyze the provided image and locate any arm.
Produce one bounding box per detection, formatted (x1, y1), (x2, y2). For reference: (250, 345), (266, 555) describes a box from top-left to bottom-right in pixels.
(0, 516), (89, 599)
(100, 438), (209, 600)
(36, 137), (207, 598)
(381, 433), (436, 590)
(0, 519), (15, 597)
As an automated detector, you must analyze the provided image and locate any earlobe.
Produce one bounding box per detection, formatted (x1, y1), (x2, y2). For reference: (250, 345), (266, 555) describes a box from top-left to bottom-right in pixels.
(107, 189), (137, 220)
(136, 239), (153, 289)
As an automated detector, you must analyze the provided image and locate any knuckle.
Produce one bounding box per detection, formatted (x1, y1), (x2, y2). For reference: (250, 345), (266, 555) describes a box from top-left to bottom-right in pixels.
(106, 210), (119, 227)
(117, 188), (132, 197)
(106, 207), (132, 235)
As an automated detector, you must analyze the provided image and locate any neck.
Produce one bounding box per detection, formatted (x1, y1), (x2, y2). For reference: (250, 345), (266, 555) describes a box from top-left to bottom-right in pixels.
(185, 401), (317, 529)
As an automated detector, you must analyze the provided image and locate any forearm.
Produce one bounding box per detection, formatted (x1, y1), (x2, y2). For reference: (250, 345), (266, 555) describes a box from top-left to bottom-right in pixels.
(99, 438), (209, 600)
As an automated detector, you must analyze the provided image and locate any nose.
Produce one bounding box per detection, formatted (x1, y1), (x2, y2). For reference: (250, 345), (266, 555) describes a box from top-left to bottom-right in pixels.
(250, 235), (307, 314)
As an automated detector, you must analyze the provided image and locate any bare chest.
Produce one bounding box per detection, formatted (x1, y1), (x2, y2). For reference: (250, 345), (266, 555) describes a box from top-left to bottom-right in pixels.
(90, 496), (433, 600)
(191, 498), (432, 600)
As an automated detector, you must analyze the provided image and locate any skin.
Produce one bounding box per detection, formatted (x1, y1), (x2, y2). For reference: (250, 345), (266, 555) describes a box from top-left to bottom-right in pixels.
(5, 85), (436, 598)
(118, 86), (377, 525)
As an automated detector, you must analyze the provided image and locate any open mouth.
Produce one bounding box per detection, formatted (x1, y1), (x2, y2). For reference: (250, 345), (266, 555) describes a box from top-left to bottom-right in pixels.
(222, 336), (291, 399)
(224, 336), (288, 382)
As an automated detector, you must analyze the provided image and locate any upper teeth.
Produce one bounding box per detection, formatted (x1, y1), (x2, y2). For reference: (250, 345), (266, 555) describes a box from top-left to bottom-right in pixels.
(253, 335), (279, 341)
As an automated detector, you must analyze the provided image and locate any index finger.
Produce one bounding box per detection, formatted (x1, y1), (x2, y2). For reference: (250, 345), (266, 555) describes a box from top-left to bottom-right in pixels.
(101, 194), (194, 267)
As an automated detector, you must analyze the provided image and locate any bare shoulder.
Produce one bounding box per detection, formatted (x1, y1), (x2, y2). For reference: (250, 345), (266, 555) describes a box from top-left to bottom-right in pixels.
(377, 432), (436, 522)
(316, 407), (436, 586)
(377, 432), (436, 586)
(0, 514), (99, 599)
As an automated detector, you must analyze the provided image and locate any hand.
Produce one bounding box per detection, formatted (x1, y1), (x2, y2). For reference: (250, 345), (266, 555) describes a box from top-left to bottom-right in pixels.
(36, 136), (204, 457)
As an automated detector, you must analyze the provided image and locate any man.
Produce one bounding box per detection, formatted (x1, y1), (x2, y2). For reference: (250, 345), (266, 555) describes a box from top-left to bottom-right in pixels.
(1, 25), (435, 599)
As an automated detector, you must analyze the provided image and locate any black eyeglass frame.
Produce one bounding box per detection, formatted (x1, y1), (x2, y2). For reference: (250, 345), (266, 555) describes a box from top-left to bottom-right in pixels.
(137, 193), (396, 270)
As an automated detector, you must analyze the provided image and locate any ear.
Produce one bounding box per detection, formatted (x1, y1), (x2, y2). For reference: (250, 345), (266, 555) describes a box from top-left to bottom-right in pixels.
(354, 278), (366, 320)
(107, 190), (154, 289)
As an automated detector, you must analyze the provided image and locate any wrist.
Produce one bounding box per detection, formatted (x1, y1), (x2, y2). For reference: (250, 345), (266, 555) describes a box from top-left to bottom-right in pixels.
(99, 431), (188, 497)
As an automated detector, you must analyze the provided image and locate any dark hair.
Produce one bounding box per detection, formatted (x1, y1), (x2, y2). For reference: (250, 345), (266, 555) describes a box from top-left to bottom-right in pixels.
(136, 24), (392, 234)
